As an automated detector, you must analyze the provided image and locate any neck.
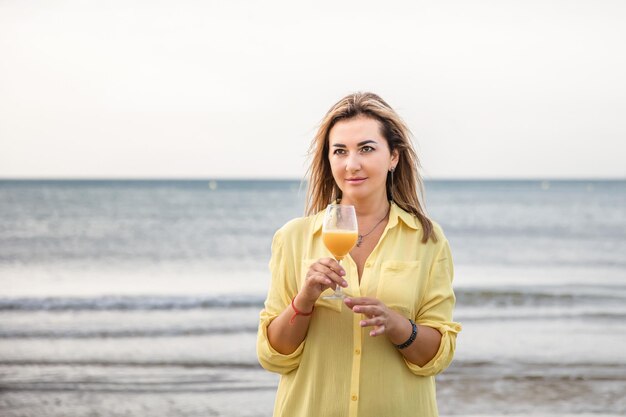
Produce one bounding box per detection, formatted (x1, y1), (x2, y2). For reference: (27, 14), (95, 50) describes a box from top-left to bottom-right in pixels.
(341, 192), (389, 220)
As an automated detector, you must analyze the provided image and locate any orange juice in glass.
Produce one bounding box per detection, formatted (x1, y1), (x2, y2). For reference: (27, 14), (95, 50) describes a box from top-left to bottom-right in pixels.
(321, 204), (358, 300)
(323, 230), (358, 260)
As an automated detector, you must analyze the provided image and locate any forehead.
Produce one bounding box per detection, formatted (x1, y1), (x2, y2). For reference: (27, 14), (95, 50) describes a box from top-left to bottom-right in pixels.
(328, 116), (385, 145)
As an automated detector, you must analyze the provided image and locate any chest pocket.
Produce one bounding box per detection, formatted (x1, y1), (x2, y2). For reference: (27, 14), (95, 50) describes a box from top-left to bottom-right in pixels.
(376, 260), (420, 319)
(300, 259), (342, 313)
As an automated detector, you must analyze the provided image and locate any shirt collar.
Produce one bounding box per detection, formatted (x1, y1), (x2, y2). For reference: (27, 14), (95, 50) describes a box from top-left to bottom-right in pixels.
(388, 201), (420, 230)
(312, 211), (324, 235)
(312, 201), (419, 234)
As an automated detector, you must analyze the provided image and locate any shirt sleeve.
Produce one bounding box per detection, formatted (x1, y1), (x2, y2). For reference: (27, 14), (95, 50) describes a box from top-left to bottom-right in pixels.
(404, 239), (462, 376)
(256, 227), (306, 374)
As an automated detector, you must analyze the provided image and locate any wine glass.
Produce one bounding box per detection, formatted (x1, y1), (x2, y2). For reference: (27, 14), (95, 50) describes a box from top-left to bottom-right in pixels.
(321, 204), (358, 300)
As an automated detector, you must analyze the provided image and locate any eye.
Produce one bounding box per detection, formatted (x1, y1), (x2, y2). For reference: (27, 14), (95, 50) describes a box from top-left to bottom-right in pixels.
(360, 145), (374, 153)
(333, 148), (346, 155)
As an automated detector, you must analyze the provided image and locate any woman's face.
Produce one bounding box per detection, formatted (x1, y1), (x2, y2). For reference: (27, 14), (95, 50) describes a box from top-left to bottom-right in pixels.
(327, 115), (398, 205)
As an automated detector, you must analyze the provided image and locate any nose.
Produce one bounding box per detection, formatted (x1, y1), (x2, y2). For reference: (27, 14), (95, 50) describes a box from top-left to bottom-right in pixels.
(345, 153), (361, 173)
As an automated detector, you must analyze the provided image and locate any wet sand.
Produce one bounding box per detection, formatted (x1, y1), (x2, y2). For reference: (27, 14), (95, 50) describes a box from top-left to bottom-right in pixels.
(1, 361), (624, 416)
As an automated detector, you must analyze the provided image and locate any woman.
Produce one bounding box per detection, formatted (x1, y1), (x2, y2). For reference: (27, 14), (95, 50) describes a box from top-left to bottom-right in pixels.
(257, 92), (461, 417)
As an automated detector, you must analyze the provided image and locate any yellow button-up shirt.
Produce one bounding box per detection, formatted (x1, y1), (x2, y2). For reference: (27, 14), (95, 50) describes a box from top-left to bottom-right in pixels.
(257, 202), (461, 417)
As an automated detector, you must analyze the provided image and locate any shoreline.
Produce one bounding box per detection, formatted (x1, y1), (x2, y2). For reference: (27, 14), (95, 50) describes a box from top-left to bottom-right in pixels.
(1, 362), (625, 416)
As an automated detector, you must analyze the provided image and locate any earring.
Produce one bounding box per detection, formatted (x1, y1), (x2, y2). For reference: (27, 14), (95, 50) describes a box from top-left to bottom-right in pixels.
(389, 167), (395, 192)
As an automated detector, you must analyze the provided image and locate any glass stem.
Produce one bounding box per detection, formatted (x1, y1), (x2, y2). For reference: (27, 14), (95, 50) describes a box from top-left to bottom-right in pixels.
(335, 258), (344, 297)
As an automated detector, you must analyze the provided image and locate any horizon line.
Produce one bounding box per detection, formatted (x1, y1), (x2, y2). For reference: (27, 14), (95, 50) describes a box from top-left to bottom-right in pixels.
(1, 176), (625, 182)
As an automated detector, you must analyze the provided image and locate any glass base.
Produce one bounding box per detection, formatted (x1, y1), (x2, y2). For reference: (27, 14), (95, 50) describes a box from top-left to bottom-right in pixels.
(321, 292), (345, 300)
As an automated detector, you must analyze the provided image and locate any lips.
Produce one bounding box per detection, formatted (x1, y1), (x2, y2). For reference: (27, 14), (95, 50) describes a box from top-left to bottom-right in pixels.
(345, 177), (367, 184)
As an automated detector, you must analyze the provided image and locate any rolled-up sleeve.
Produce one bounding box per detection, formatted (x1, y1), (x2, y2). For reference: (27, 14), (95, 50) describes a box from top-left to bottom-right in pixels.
(404, 239), (462, 376)
(256, 228), (305, 374)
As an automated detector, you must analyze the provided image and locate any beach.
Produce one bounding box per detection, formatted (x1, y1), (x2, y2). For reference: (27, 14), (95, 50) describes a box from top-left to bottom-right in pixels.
(1, 179), (625, 416)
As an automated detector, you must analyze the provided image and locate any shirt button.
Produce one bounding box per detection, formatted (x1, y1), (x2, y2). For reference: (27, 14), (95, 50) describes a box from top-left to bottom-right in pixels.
(364, 262), (371, 268)
(351, 394), (358, 401)
(354, 349), (361, 355)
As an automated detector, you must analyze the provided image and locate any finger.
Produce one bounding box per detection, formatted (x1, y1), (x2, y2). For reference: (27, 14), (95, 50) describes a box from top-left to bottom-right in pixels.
(311, 261), (343, 279)
(369, 325), (386, 337)
(359, 316), (386, 328)
(344, 297), (380, 307)
(312, 273), (334, 289)
(311, 262), (347, 288)
(304, 272), (334, 292)
(351, 305), (382, 316)
(318, 258), (346, 276)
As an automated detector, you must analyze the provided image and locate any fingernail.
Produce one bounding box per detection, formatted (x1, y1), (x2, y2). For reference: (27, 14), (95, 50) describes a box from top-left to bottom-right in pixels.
(344, 298), (352, 303)
(353, 307), (360, 313)
(342, 280), (348, 287)
(340, 270), (346, 276)
(360, 321), (366, 326)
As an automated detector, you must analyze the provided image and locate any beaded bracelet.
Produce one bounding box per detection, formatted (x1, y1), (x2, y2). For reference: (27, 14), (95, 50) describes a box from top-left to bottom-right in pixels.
(394, 319), (418, 349)
(289, 297), (314, 325)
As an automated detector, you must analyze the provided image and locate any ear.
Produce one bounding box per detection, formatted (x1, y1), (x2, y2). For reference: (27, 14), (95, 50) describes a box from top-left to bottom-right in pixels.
(390, 148), (399, 168)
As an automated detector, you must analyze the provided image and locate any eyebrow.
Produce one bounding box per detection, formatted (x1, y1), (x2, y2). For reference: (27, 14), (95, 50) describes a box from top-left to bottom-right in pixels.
(332, 140), (378, 148)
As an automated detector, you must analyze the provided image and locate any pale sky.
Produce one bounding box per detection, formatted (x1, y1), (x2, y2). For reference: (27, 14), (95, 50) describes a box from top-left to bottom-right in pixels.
(1, 0), (625, 179)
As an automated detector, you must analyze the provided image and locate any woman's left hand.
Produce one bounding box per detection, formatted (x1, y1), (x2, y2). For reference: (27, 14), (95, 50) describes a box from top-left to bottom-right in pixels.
(344, 297), (403, 337)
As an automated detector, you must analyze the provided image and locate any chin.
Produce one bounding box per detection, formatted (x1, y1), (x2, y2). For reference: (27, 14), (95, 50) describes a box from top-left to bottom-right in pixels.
(340, 188), (371, 203)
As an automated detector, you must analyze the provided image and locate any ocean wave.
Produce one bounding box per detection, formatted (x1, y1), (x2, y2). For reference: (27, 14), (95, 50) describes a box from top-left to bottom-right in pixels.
(455, 286), (626, 307)
(456, 310), (626, 322)
(2, 285), (625, 312)
(0, 359), (262, 369)
(0, 324), (259, 339)
(0, 295), (266, 311)
(1, 358), (624, 376)
(2, 311), (624, 340)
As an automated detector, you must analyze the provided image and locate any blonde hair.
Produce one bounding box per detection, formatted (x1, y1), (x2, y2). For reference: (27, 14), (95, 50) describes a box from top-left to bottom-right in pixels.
(305, 92), (435, 243)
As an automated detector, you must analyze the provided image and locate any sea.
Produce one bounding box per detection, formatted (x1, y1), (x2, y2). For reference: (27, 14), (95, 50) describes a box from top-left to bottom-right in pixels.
(0, 179), (625, 416)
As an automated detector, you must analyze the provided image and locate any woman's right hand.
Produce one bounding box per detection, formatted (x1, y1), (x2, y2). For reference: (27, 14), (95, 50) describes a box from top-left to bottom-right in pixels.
(298, 258), (347, 307)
